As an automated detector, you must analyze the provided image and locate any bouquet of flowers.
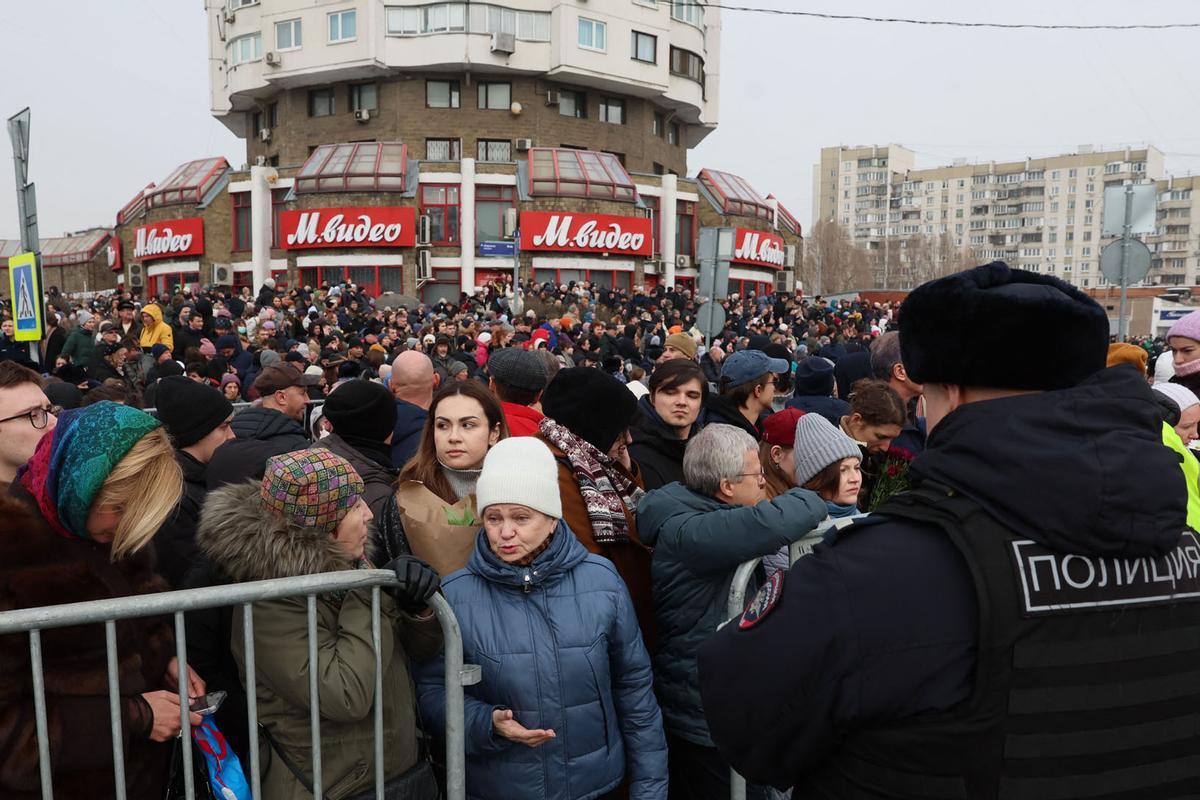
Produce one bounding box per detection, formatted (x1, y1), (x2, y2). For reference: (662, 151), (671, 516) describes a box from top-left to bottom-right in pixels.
(868, 445), (916, 511)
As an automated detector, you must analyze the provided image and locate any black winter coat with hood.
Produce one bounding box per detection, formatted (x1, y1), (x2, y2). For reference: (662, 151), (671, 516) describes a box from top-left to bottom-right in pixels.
(698, 367), (1190, 791)
(206, 406), (309, 489)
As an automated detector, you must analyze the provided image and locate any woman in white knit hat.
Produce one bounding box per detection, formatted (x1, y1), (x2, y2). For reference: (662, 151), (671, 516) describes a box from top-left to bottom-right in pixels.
(1153, 382), (1200, 445)
(415, 436), (669, 800)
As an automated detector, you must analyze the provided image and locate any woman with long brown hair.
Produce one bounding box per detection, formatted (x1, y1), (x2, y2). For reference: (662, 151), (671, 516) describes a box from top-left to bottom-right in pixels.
(379, 380), (509, 574)
(840, 379), (906, 511)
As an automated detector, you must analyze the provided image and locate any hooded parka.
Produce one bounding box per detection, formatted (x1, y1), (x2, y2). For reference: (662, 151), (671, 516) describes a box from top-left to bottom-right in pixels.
(137, 304), (174, 351)
(198, 481), (443, 800)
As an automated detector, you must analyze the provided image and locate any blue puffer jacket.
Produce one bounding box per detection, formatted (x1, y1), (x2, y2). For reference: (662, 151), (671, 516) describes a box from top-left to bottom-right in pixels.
(416, 521), (668, 800)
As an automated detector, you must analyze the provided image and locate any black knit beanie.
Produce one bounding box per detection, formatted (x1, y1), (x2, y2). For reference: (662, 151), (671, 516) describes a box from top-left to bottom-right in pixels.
(156, 376), (234, 448)
(323, 379), (397, 441)
(542, 367), (637, 452)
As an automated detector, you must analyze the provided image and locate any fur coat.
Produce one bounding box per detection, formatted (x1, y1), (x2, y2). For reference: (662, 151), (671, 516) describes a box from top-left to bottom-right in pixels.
(0, 492), (175, 800)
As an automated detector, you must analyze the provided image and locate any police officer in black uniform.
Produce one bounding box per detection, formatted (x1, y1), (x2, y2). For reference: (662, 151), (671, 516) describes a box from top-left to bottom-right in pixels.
(697, 261), (1200, 799)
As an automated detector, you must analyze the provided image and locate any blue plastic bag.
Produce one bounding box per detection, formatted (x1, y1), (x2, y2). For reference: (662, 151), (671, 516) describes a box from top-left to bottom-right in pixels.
(192, 716), (251, 800)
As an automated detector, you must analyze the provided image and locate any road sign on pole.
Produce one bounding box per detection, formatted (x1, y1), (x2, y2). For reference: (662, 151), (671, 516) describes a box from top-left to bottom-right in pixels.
(695, 301), (727, 348)
(1100, 239), (1150, 285)
(7, 252), (43, 342)
(8, 108), (42, 363)
(1102, 183), (1156, 237)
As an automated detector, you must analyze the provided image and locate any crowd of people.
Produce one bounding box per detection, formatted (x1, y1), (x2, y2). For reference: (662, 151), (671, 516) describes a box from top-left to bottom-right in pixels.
(2, 263), (1200, 799)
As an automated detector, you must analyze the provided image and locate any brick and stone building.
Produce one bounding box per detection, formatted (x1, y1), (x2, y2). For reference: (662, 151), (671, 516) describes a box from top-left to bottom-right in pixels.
(107, 0), (802, 303)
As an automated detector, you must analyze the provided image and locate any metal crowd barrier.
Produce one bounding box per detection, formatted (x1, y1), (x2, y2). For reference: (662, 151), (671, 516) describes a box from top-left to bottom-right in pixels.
(724, 517), (857, 800)
(0, 569), (477, 800)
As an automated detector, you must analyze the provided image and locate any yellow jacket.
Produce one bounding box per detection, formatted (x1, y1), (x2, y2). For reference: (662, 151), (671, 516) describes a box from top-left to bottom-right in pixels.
(1161, 422), (1200, 531)
(137, 304), (174, 350)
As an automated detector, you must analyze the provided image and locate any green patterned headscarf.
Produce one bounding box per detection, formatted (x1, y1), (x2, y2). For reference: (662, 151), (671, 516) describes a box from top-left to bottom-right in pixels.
(19, 401), (162, 540)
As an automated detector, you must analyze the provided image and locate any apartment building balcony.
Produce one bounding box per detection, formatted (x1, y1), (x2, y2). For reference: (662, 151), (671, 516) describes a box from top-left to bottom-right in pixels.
(1161, 199), (1192, 210)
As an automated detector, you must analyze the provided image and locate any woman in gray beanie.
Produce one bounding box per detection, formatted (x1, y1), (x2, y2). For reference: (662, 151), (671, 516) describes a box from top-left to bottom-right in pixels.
(793, 412), (863, 520)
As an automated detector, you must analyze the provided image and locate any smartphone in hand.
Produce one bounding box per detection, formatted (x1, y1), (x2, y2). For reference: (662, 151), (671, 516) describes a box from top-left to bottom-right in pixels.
(189, 690), (227, 717)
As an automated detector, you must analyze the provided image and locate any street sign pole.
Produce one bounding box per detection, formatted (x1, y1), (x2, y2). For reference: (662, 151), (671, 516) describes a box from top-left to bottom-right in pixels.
(7, 108), (41, 363)
(1119, 183), (1133, 342)
(511, 229), (523, 316)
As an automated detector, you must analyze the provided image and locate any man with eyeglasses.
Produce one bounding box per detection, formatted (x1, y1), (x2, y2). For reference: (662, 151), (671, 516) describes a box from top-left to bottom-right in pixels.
(635, 423), (826, 800)
(0, 362), (57, 494)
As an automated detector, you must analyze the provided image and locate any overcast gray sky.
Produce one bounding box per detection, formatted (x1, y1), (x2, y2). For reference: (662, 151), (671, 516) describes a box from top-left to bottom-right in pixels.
(3, 0), (1200, 240)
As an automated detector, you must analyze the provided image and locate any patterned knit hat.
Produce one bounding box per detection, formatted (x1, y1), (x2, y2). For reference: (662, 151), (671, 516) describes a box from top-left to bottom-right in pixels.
(260, 449), (364, 533)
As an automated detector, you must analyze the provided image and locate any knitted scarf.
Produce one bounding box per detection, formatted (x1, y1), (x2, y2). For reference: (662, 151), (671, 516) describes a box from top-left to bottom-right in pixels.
(538, 417), (643, 545)
(18, 401), (161, 541)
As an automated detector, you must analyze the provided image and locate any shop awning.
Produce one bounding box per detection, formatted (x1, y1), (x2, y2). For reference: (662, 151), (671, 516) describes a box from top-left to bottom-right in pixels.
(296, 142), (408, 193)
(698, 168), (772, 222)
(117, 184), (155, 225)
(528, 148), (637, 203)
(147, 158), (230, 208)
(41, 229), (112, 267)
(769, 194), (802, 236)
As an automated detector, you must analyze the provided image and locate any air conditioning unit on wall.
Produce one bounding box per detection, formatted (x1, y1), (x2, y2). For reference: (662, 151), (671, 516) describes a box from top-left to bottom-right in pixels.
(416, 250), (433, 282)
(676, 254), (693, 269)
(213, 265), (233, 285)
(354, 109), (371, 122)
(128, 263), (144, 288)
(515, 138), (533, 151)
(265, 51), (280, 67)
(418, 214), (433, 246)
(490, 32), (516, 55)
(545, 90), (560, 106)
(258, 128), (271, 142)
(774, 270), (795, 294)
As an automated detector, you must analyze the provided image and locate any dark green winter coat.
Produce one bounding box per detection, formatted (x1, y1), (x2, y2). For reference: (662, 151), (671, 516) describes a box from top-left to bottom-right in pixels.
(60, 325), (96, 367)
(636, 482), (826, 747)
(198, 481), (443, 800)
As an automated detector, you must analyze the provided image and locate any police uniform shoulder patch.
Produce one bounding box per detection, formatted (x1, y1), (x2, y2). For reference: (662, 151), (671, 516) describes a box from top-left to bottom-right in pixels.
(739, 569), (784, 630)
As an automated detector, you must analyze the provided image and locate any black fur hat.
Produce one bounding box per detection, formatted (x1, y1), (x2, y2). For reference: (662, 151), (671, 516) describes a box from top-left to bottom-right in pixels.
(899, 261), (1109, 391)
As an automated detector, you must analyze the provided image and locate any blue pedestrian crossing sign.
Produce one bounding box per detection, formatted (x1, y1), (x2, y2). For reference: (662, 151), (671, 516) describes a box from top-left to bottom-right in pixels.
(8, 252), (43, 342)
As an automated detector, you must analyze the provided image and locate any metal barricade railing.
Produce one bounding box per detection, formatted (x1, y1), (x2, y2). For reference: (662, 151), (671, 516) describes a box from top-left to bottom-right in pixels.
(724, 517), (853, 800)
(0, 569), (476, 800)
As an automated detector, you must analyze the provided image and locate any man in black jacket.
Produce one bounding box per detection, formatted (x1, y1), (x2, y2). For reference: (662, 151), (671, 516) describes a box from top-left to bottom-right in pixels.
(172, 311), (208, 362)
(704, 349), (787, 440)
(698, 262), (1200, 799)
(207, 363), (310, 488)
(629, 359), (707, 491)
(152, 377), (234, 587)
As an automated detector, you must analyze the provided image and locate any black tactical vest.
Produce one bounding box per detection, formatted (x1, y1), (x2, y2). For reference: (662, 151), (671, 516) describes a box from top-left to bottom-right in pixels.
(798, 483), (1200, 800)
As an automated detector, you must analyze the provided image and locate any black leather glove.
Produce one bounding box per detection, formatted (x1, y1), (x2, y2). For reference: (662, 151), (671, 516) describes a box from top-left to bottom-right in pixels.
(383, 556), (440, 615)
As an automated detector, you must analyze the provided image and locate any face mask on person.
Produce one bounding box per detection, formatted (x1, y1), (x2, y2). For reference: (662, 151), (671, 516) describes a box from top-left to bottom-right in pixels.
(237, 327), (246, 335)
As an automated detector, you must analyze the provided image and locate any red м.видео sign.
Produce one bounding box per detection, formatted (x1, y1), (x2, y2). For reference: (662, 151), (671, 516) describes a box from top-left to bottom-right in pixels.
(279, 207), (417, 249)
(732, 228), (787, 269)
(133, 217), (205, 261)
(520, 212), (653, 257)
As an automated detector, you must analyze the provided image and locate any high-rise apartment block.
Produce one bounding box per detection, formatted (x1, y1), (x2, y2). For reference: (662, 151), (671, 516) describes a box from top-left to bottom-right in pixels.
(813, 144), (1188, 289)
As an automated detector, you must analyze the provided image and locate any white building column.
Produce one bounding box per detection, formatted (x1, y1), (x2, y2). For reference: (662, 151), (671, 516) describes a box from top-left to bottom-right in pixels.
(249, 166), (275, 293)
(661, 173), (678, 287)
(768, 196), (779, 230)
(460, 157), (477, 292)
